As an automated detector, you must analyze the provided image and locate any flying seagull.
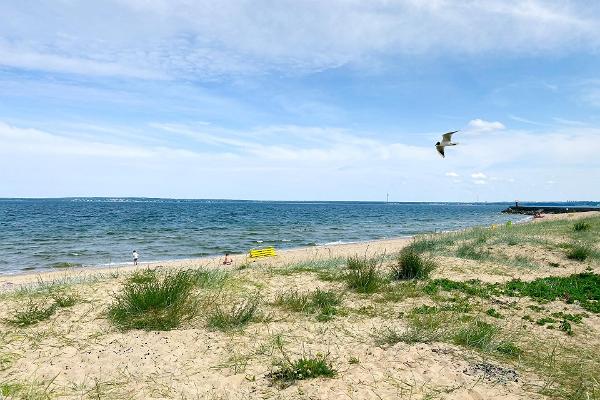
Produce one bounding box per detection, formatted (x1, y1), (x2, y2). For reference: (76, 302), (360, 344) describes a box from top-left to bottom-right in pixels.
(435, 130), (459, 158)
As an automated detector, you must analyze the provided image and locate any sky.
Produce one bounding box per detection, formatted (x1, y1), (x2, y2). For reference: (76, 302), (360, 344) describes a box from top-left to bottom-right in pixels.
(1, 0), (599, 201)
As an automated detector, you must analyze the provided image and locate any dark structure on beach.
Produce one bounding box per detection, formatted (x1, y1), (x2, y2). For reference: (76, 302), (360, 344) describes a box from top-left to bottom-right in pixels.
(503, 206), (600, 215)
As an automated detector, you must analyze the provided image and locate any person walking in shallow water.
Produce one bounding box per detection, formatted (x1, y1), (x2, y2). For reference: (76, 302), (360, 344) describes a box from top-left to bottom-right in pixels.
(132, 250), (139, 266)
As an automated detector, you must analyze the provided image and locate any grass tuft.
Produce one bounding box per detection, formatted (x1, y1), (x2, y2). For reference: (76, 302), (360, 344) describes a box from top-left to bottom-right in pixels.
(453, 320), (497, 350)
(108, 270), (197, 331)
(7, 301), (57, 327)
(274, 289), (341, 321)
(391, 249), (436, 280)
(566, 243), (592, 261)
(573, 221), (591, 232)
(344, 256), (383, 293)
(52, 293), (77, 308)
(207, 296), (260, 331)
(270, 353), (336, 387)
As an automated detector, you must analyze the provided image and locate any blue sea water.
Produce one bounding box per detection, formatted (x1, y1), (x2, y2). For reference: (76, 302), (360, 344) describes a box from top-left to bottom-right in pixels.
(0, 198), (596, 275)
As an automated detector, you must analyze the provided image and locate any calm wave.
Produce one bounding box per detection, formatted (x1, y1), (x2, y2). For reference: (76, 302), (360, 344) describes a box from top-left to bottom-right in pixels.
(0, 198), (594, 275)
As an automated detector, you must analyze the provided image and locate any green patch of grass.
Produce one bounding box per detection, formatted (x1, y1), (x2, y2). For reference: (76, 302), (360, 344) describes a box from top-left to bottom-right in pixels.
(108, 269), (197, 331)
(274, 289), (341, 321)
(486, 308), (504, 319)
(344, 256), (384, 293)
(391, 249), (436, 280)
(566, 243), (593, 261)
(0, 381), (54, 400)
(551, 312), (585, 323)
(273, 258), (345, 276)
(6, 301), (57, 327)
(453, 320), (497, 350)
(207, 296), (260, 331)
(456, 243), (490, 260)
(536, 317), (557, 326)
(376, 281), (424, 303)
(496, 341), (523, 358)
(573, 221), (591, 232)
(52, 292), (77, 308)
(503, 273), (600, 313)
(559, 320), (573, 335)
(270, 353), (336, 387)
(128, 268), (157, 284)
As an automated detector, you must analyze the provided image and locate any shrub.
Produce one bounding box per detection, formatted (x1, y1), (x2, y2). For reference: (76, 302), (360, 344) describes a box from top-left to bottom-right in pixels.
(391, 249), (435, 280)
(207, 297), (259, 331)
(108, 270), (197, 331)
(345, 256), (382, 293)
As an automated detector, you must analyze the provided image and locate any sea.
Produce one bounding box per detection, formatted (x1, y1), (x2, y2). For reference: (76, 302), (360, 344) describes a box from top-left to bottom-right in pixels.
(0, 198), (597, 275)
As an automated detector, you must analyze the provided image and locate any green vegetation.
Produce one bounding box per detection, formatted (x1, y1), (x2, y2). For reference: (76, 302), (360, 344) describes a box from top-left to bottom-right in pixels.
(391, 249), (435, 280)
(52, 292), (77, 308)
(274, 289), (342, 321)
(108, 269), (198, 331)
(348, 356), (360, 364)
(456, 243), (489, 260)
(270, 353), (336, 387)
(453, 320), (497, 350)
(207, 296), (260, 331)
(0, 380), (54, 400)
(495, 341), (523, 358)
(129, 268), (158, 284)
(344, 256), (384, 293)
(6, 301), (57, 327)
(566, 243), (593, 261)
(485, 308), (504, 319)
(573, 221), (591, 232)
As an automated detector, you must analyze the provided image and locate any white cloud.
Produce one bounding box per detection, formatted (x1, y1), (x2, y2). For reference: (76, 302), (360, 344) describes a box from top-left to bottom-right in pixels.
(467, 119), (506, 133)
(471, 172), (487, 179)
(0, 1), (599, 78)
(445, 172), (459, 177)
(473, 180), (487, 185)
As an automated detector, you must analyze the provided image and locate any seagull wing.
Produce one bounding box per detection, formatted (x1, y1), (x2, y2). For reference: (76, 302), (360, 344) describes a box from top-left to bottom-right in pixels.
(442, 130), (458, 142)
(436, 144), (445, 158)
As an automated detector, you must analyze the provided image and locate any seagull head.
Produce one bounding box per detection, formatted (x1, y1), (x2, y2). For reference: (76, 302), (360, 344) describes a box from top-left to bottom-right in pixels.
(435, 141), (440, 146)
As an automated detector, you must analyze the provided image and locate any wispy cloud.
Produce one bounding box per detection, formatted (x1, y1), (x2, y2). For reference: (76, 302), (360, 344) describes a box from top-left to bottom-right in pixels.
(467, 119), (506, 133)
(1, 1), (599, 79)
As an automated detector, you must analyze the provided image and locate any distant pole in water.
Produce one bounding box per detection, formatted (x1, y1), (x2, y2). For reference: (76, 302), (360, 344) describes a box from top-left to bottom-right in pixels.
(386, 193), (389, 203)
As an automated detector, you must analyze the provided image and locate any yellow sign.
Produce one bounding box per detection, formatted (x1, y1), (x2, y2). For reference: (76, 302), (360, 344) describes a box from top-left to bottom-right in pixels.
(249, 247), (277, 258)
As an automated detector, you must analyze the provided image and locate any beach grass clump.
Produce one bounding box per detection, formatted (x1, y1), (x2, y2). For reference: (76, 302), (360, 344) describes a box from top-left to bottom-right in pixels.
(566, 243), (592, 261)
(391, 248), (436, 280)
(270, 353), (336, 387)
(207, 296), (260, 331)
(485, 308), (504, 319)
(274, 289), (341, 321)
(495, 341), (523, 358)
(456, 243), (489, 260)
(6, 301), (57, 327)
(573, 221), (591, 232)
(108, 270), (197, 331)
(0, 380), (54, 400)
(128, 268), (158, 285)
(189, 269), (229, 288)
(52, 292), (77, 308)
(344, 256), (384, 293)
(453, 319), (497, 350)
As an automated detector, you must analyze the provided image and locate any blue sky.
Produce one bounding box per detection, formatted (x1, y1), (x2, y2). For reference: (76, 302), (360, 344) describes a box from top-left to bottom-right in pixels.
(1, 0), (599, 201)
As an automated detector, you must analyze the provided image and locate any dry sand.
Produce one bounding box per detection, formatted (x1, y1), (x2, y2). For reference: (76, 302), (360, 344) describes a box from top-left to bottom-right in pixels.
(0, 212), (598, 399)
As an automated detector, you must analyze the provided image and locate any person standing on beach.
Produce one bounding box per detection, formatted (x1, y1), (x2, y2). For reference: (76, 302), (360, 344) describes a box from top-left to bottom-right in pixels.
(132, 250), (139, 266)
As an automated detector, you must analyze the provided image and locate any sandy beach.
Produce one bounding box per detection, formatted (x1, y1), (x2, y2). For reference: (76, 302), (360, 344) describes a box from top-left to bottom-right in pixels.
(1, 212), (598, 399)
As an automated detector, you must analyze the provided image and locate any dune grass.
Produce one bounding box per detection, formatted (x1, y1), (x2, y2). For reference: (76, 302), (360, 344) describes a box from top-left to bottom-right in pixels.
(6, 301), (57, 327)
(274, 289), (342, 321)
(566, 243), (593, 261)
(207, 296), (260, 331)
(108, 270), (198, 331)
(344, 256), (384, 293)
(391, 248), (436, 280)
(270, 352), (336, 387)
